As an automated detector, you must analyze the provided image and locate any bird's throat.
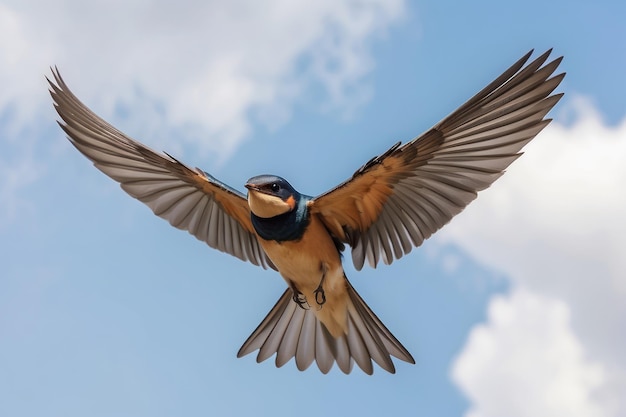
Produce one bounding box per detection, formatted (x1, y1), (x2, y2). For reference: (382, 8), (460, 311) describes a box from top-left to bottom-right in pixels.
(251, 198), (310, 242)
(247, 191), (292, 218)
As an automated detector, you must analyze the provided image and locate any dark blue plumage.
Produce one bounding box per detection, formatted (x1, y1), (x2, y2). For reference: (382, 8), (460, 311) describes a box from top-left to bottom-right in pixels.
(251, 194), (310, 241)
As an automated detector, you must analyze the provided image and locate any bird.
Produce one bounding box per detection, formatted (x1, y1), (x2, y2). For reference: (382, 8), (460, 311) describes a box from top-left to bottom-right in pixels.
(48, 49), (564, 375)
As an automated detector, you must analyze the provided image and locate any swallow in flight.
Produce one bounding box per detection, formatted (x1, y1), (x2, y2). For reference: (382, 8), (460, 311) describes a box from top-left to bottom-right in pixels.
(49, 49), (564, 374)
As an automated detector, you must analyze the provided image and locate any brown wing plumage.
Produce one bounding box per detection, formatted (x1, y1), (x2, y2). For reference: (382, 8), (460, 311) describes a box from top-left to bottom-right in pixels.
(310, 49), (565, 270)
(48, 68), (274, 269)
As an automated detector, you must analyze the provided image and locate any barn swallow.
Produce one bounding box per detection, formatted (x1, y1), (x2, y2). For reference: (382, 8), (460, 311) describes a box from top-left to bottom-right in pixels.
(48, 49), (564, 374)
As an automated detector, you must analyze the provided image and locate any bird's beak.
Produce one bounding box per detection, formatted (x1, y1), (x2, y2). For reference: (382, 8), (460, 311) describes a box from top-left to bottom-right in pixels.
(245, 183), (268, 195)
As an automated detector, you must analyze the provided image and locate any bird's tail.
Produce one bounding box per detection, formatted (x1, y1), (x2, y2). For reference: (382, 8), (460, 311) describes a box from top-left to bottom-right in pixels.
(237, 279), (415, 374)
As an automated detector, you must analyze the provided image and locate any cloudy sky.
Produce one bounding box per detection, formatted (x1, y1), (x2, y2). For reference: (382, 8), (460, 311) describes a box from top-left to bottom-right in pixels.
(1, 1), (624, 416)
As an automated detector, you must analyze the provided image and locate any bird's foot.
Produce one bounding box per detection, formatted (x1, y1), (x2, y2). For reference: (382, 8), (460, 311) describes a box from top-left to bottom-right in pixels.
(291, 289), (310, 310)
(313, 263), (328, 309)
(313, 285), (326, 307)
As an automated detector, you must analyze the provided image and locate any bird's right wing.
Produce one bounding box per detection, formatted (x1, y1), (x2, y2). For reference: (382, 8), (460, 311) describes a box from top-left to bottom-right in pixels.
(49, 68), (275, 270)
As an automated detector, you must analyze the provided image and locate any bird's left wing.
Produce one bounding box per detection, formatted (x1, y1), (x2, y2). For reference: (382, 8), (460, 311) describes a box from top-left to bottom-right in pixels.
(309, 49), (564, 270)
(48, 68), (275, 270)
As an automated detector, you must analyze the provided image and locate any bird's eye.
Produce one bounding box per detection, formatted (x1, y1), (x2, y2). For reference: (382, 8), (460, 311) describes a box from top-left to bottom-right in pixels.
(271, 183), (280, 192)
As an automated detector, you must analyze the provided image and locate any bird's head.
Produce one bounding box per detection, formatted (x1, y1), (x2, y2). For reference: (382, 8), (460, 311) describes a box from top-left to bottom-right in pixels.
(245, 175), (300, 219)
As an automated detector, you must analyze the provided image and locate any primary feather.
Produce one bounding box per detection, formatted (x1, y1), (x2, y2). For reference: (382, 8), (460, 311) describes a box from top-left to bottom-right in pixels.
(311, 49), (564, 270)
(48, 69), (275, 270)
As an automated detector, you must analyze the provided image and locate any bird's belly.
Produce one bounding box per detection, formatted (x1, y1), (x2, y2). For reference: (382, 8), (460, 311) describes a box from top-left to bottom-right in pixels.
(258, 215), (349, 336)
(259, 216), (342, 289)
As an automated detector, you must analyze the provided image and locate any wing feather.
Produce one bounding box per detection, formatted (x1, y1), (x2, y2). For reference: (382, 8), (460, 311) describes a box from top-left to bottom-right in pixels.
(48, 69), (274, 269)
(310, 50), (565, 269)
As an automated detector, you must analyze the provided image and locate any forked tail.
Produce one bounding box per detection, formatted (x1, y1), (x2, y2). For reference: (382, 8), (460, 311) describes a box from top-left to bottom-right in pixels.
(237, 279), (415, 374)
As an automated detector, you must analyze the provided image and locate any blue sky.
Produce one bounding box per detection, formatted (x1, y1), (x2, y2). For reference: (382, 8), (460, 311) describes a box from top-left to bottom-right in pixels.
(1, 1), (625, 416)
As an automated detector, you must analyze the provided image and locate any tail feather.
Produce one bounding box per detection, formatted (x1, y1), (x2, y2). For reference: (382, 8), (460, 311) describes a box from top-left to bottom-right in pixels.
(276, 303), (305, 367)
(313, 320), (334, 373)
(237, 280), (415, 374)
(257, 293), (297, 363)
(346, 280), (415, 362)
(346, 314), (373, 374)
(238, 291), (288, 356)
(294, 312), (317, 371)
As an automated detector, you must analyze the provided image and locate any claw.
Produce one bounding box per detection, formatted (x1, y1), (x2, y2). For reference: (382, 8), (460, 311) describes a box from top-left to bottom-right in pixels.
(313, 285), (326, 306)
(313, 263), (328, 308)
(292, 289), (310, 310)
(288, 280), (309, 310)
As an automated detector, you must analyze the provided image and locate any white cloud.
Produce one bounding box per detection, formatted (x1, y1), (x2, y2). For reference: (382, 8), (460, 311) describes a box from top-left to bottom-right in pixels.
(0, 0), (405, 157)
(452, 289), (609, 417)
(443, 97), (626, 416)
(0, 0), (404, 227)
(0, 3), (56, 133)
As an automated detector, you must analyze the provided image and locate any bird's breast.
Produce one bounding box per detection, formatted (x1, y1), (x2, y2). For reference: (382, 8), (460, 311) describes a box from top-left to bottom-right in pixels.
(259, 214), (341, 279)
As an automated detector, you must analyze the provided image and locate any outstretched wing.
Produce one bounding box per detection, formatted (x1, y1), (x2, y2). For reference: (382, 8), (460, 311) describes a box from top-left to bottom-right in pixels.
(310, 49), (565, 270)
(49, 69), (275, 270)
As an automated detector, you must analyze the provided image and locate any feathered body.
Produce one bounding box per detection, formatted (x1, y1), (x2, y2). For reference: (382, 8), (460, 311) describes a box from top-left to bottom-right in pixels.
(241, 176), (409, 374)
(254, 203), (348, 337)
